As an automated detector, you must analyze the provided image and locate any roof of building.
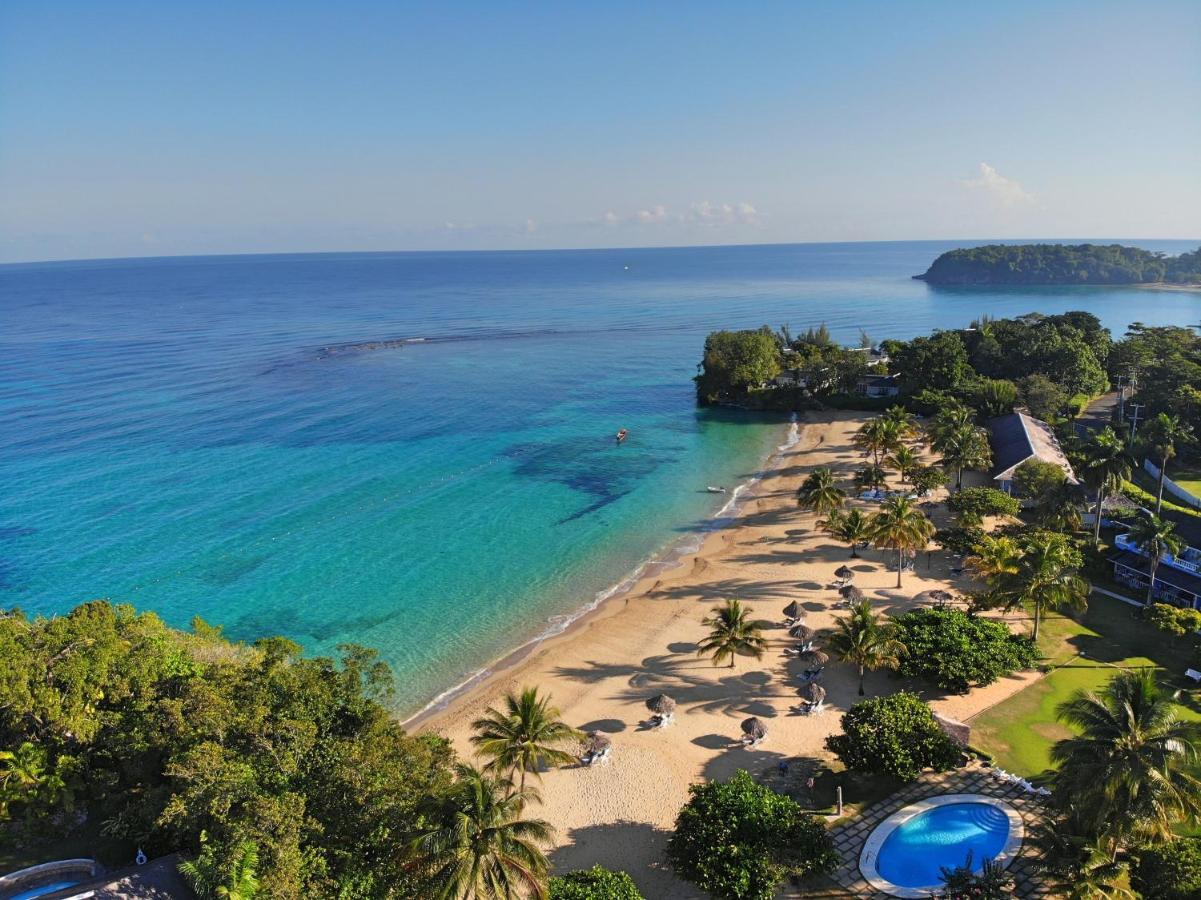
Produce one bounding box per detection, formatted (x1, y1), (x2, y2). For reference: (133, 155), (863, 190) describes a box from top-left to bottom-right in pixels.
(988, 412), (1079, 484)
(1110, 551), (1201, 596)
(859, 373), (899, 385)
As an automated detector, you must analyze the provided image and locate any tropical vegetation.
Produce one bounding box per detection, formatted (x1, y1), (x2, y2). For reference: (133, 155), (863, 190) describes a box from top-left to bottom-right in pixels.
(696, 599), (768, 668)
(826, 599), (906, 695)
(892, 608), (1038, 692)
(825, 692), (961, 780)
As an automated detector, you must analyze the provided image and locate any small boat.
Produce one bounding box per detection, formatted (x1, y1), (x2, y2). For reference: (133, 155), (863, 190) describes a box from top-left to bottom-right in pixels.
(707, 485), (727, 493)
(615, 429), (628, 443)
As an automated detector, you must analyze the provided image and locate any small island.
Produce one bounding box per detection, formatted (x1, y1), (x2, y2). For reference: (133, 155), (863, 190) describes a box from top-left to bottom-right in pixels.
(915, 242), (1201, 286)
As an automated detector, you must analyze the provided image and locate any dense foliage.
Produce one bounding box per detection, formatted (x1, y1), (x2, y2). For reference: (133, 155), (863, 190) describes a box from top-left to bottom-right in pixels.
(1146, 602), (1201, 639)
(0, 601), (456, 899)
(1132, 838), (1201, 900)
(694, 329), (782, 403)
(666, 770), (835, 900)
(892, 608), (1038, 692)
(549, 866), (645, 899)
(945, 487), (1020, 523)
(825, 692), (960, 780)
(916, 243), (1201, 286)
(938, 853), (1015, 899)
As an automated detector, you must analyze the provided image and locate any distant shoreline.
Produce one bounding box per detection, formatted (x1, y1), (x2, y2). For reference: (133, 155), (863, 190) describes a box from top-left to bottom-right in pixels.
(1136, 282), (1201, 294)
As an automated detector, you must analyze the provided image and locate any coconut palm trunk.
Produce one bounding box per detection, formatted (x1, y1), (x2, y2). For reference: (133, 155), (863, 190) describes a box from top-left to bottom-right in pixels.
(1157, 453), (1169, 515)
(1148, 553), (1161, 605)
(1092, 483), (1107, 547)
(895, 545), (904, 588)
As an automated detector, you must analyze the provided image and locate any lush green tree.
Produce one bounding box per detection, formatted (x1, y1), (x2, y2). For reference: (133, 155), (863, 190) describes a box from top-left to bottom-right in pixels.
(1127, 515), (1186, 605)
(666, 770), (835, 900)
(1018, 373), (1071, 421)
(938, 423), (992, 490)
(1146, 602), (1201, 641)
(470, 687), (582, 796)
(407, 765), (553, 900)
(853, 417), (901, 465)
(1011, 458), (1068, 500)
(966, 534), (1022, 581)
(972, 531), (1089, 642)
(549, 866), (644, 900)
(1142, 412), (1195, 515)
(795, 467), (846, 516)
(892, 608), (1038, 692)
(892, 332), (972, 392)
(826, 692), (960, 780)
(1082, 428), (1135, 546)
(818, 508), (872, 558)
(882, 405), (921, 442)
(1052, 670), (1201, 847)
(695, 329), (782, 403)
(869, 497), (936, 588)
(853, 464), (888, 491)
(178, 832), (261, 900)
(696, 600), (768, 669)
(918, 243), (1192, 286)
(0, 740), (69, 823)
(934, 524), (986, 557)
(971, 378), (1019, 417)
(1132, 838), (1201, 900)
(909, 466), (948, 496)
(945, 487), (1020, 524)
(827, 599), (906, 695)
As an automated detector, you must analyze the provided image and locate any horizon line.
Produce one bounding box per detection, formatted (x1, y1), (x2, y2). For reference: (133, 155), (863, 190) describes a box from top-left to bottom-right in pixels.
(2, 235), (1198, 269)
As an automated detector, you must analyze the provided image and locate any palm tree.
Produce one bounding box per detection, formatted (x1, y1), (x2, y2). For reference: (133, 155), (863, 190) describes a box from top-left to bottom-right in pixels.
(927, 405), (974, 451)
(869, 496), (936, 588)
(980, 531), (1089, 643)
(1082, 428), (1135, 547)
(882, 405), (920, 442)
(407, 765), (553, 900)
(937, 422), (992, 490)
(1052, 670), (1201, 847)
(885, 444), (921, 484)
(470, 688), (582, 796)
(0, 741), (64, 820)
(178, 832), (260, 900)
(1126, 514), (1186, 605)
(853, 417), (900, 465)
(1142, 412), (1194, 515)
(826, 599), (906, 695)
(696, 599), (767, 668)
(818, 508), (872, 558)
(966, 534), (1021, 581)
(795, 467), (845, 516)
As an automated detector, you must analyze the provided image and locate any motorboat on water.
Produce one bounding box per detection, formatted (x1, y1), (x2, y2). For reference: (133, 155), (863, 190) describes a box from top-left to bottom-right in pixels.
(706, 485), (727, 493)
(615, 429), (628, 442)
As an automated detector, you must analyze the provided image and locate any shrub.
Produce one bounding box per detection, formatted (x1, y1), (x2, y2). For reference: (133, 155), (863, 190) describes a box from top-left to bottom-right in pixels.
(1012, 458), (1067, 499)
(910, 466), (949, 496)
(825, 692), (960, 780)
(550, 865), (645, 899)
(1132, 838), (1201, 900)
(666, 769), (835, 900)
(892, 608), (1038, 692)
(1146, 602), (1201, 640)
(945, 487), (1021, 522)
(934, 525), (985, 557)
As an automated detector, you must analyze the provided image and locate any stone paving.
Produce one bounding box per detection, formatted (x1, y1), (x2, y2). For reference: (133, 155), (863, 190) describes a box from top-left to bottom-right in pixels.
(822, 765), (1052, 898)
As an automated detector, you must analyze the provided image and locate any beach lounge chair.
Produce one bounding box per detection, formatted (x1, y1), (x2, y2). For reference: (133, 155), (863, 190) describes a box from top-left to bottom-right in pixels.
(1186, 668), (1201, 684)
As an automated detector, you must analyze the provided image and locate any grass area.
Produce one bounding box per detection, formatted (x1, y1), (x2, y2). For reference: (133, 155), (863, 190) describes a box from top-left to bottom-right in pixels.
(972, 593), (1201, 780)
(1124, 473), (1201, 518)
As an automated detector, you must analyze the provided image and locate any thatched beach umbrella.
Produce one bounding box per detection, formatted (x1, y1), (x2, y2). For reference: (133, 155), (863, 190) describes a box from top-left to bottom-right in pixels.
(741, 717), (767, 740)
(585, 731), (612, 754)
(838, 585), (865, 602)
(646, 694), (676, 716)
(834, 565), (855, 580)
(783, 600), (802, 619)
(789, 623), (815, 642)
(798, 649), (829, 667)
(799, 682), (827, 704)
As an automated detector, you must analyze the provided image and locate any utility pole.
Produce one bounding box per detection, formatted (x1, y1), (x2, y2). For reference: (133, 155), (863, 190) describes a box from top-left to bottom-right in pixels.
(1129, 403), (1145, 445)
(1116, 375), (1127, 425)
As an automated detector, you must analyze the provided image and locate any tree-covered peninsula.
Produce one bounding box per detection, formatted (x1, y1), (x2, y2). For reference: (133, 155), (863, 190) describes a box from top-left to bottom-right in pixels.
(916, 243), (1201, 286)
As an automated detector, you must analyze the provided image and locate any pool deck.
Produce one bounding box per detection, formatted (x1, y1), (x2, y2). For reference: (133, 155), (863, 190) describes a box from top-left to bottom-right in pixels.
(821, 765), (1052, 898)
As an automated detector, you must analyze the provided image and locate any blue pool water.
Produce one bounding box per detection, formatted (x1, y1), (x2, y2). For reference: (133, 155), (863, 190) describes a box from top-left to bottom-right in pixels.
(876, 802), (1012, 888)
(1, 240), (1197, 715)
(10, 881), (81, 900)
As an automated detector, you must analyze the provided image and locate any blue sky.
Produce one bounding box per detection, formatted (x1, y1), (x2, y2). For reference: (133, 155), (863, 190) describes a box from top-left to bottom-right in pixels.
(2, 1), (1198, 262)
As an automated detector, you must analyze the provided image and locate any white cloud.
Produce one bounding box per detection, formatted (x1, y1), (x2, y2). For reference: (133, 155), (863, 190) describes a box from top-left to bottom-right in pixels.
(601, 211), (620, 226)
(597, 201), (761, 228)
(635, 205), (668, 223)
(686, 200), (760, 225)
(961, 163), (1035, 207)
(524, 217), (538, 234)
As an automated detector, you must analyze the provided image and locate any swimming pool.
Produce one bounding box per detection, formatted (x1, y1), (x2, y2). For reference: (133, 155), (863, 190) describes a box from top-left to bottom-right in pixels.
(859, 795), (1024, 897)
(9, 881), (81, 900)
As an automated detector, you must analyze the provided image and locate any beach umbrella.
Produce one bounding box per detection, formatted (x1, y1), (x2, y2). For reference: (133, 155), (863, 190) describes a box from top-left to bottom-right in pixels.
(645, 694), (677, 716)
(838, 585), (865, 602)
(789, 623), (815, 642)
(915, 589), (955, 608)
(782, 600), (802, 619)
(834, 565), (855, 579)
(740, 717), (767, 740)
(798, 649), (829, 667)
(585, 731), (612, 754)
(799, 683), (827, 704)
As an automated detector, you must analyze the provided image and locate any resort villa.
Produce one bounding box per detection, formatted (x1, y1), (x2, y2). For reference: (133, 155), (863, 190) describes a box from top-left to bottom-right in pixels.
(856, 373), (901, 398)
(1111, 531), (1201, 610)
(987, 412), (1078, 494)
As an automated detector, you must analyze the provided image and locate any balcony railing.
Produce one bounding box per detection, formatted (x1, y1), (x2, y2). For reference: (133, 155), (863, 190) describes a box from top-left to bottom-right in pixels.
(1115, 531), (1201, 576)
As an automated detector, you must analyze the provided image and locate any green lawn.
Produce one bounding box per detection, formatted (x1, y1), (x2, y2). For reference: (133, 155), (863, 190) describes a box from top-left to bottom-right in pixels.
(972, 593), (1201, 779)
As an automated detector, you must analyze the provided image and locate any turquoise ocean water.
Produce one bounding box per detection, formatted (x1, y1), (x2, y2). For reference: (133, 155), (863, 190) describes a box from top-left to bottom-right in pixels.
(1, 241), (1196, 715)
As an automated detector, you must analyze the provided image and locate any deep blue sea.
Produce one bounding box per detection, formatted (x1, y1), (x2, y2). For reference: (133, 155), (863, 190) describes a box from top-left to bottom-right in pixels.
(1, 240), (1197, 714)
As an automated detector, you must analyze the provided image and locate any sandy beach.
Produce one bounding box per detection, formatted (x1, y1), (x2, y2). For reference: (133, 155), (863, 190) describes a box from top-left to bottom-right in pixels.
(418, 411), (1043, 897)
